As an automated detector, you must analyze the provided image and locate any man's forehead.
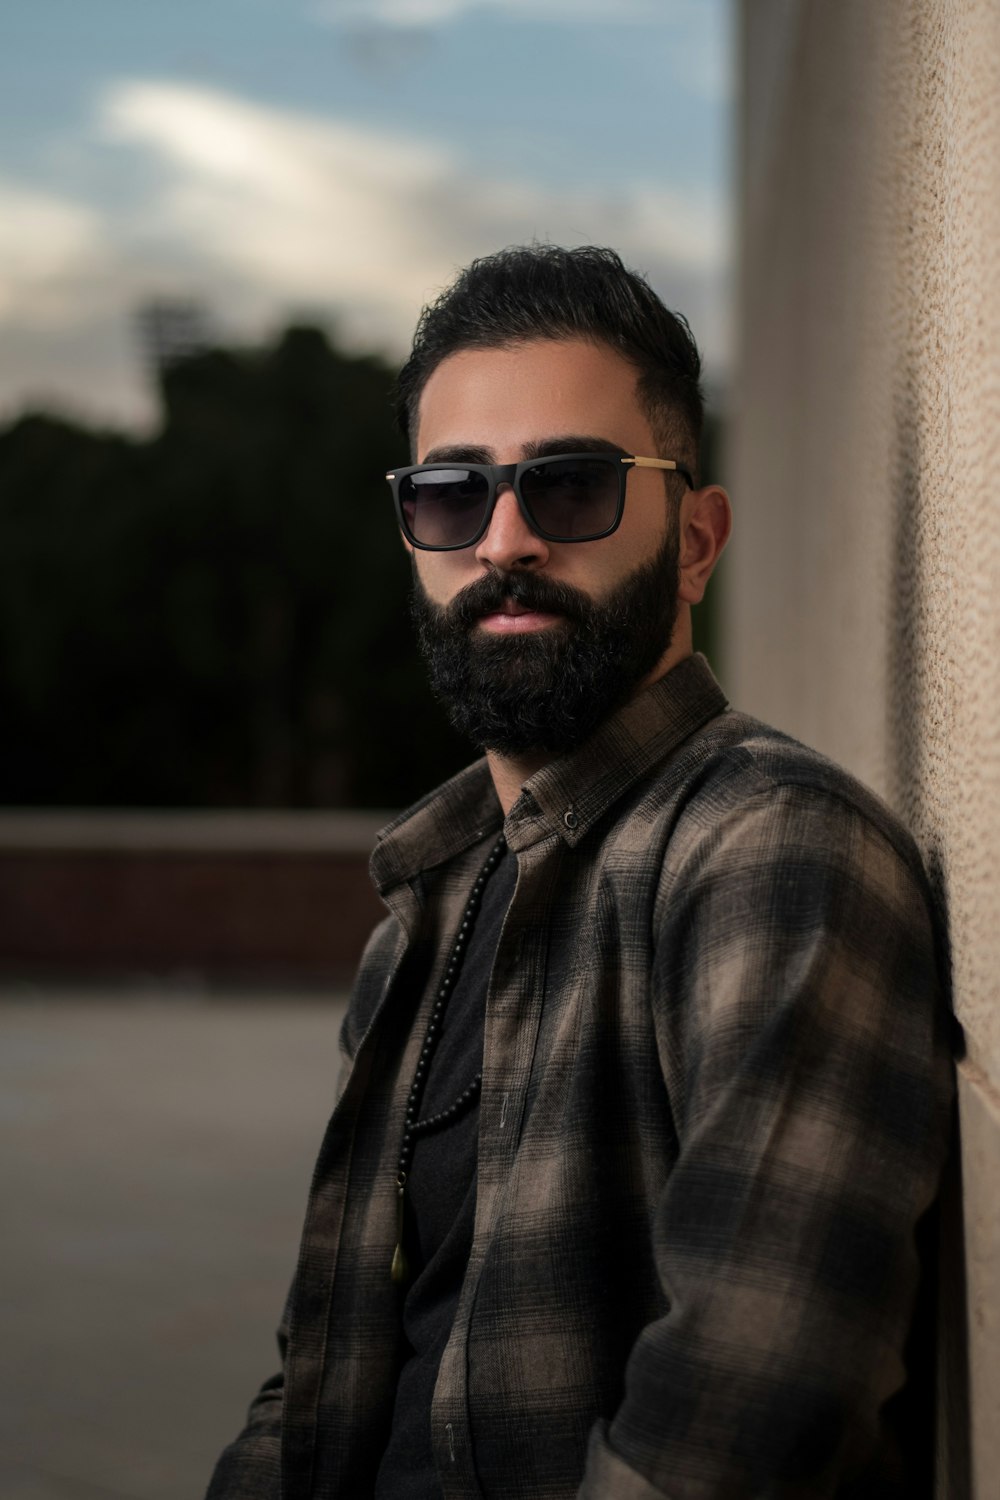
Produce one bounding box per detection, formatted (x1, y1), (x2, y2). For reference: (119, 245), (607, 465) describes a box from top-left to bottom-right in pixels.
(414, 338), (649, 460)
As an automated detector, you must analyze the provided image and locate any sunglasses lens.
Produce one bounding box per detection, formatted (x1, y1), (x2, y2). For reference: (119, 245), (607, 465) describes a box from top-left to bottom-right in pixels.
(399, 468), (491, 548)
(520, 457), (620, 540)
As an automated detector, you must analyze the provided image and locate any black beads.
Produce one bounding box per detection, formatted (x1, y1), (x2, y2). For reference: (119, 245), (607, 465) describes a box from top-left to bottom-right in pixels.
(390, 834), (505, 1286)
(409, 1073), (483, 1138)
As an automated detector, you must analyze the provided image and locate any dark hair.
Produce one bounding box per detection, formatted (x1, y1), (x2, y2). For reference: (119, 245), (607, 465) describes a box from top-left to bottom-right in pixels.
(393, 244), (704, 472)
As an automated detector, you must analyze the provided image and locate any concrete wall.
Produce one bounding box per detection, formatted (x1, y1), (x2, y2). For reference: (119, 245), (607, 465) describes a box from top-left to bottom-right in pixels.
(730, 3), (1000, 1494)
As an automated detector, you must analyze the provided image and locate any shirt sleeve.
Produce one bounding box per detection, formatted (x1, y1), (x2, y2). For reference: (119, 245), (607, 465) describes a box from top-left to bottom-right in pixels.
(580, 781), (953, 1499)
(203, 1293), (291, 1499)
(202, 911), (402, 1499)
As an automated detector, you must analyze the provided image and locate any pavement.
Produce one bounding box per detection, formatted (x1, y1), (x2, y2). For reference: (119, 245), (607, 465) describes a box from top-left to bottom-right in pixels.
(0, 985), (350, 1500)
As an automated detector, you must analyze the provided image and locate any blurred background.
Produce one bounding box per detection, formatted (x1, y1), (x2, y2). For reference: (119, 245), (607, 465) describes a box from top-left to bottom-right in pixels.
(0, 3), (734, 1497)
(1, 0), (731, 820)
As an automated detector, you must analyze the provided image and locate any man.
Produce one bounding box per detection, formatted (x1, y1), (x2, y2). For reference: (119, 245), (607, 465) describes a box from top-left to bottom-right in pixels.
(207, 246), (951, 1499)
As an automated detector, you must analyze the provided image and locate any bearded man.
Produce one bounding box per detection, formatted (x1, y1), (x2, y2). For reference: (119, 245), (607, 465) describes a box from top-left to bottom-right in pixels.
(206, 246), (951, 1500)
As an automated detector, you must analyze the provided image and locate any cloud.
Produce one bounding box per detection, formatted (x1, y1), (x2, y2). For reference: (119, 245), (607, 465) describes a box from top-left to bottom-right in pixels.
(0, 181), (110, 326)
(98, 81), (456, 346)
(0, 78), (729, 428)
(99, 80), (727, 350)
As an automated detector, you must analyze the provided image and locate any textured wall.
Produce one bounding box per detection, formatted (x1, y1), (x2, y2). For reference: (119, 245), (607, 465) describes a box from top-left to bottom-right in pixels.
(730, 3), (1000, 1493)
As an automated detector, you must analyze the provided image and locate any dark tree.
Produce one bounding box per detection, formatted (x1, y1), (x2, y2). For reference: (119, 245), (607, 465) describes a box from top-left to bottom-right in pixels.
(0, 328), (469, 809)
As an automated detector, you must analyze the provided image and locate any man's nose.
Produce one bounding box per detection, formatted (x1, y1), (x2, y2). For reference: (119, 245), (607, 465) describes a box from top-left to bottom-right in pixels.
(474, 484), (551, 572)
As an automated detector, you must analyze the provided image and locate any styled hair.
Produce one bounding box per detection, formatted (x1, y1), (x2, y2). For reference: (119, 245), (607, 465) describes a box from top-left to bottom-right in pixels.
(393, 244), (704, 474)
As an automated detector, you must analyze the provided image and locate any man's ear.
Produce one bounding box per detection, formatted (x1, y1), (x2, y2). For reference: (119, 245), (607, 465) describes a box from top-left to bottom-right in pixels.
(677, 485), (732, 606)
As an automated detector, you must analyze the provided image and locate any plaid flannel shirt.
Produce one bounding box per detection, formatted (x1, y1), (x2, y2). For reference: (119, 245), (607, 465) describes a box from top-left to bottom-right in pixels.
(207, 653), (952, 1500)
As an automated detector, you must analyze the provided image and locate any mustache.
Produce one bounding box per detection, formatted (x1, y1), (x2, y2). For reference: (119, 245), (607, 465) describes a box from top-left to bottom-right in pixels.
(437, 570), (589, 631)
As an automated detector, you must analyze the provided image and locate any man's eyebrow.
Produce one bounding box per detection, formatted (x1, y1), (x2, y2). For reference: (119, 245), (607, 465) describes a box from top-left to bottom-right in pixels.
(420, 444), (495, 464)
(522, 435), (626, 460)
(419, 436), (625, 465)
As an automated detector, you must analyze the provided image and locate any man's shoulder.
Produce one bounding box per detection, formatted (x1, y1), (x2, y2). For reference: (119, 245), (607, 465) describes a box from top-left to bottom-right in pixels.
(678, 707), (883, 804)
(635, 705), (924, 873)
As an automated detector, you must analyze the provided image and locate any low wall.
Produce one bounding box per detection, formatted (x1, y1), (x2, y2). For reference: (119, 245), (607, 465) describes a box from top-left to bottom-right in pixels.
(0, 811), (394, 986)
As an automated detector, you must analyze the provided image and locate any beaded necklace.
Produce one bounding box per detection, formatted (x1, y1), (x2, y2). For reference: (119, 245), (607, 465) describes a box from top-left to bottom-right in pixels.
(391, 832), (508, 1286)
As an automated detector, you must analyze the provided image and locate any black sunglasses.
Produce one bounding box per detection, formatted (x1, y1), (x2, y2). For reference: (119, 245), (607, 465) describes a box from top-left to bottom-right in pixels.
(385, 452), (694, 552)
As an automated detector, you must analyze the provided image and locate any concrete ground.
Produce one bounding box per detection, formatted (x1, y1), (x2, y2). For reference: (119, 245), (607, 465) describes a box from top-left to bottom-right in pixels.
(0, 985), (349, 1500)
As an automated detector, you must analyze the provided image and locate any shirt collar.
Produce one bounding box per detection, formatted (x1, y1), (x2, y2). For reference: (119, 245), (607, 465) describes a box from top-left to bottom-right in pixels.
(508, 652), (729, 852)
(369, 652), (728, 892)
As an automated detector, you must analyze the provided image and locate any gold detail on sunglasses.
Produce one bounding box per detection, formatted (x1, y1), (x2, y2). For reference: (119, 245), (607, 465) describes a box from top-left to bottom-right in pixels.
(623, 456), (681, 472)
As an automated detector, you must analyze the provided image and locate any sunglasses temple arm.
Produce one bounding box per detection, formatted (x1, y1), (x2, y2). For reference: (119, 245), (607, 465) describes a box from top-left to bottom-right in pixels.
(625, 456), (694, 488)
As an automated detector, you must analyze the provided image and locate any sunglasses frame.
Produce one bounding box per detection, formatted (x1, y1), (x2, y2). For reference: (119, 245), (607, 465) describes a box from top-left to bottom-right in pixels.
(385, 452), (695, 552)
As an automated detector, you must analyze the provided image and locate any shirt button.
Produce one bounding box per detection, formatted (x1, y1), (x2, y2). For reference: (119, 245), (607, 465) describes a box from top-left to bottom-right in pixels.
(563, 808), (578, 829)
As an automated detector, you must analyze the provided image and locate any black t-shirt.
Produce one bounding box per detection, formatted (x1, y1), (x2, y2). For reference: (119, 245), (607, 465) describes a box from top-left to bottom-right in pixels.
(375, 847), (517, 1500)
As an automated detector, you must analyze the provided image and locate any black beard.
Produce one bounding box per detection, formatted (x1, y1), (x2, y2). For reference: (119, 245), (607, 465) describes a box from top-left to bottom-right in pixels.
(410, 524), (680, 756)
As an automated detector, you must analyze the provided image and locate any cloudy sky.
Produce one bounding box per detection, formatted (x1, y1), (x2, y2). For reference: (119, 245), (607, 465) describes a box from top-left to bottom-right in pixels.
(2, 0), (733, 429)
